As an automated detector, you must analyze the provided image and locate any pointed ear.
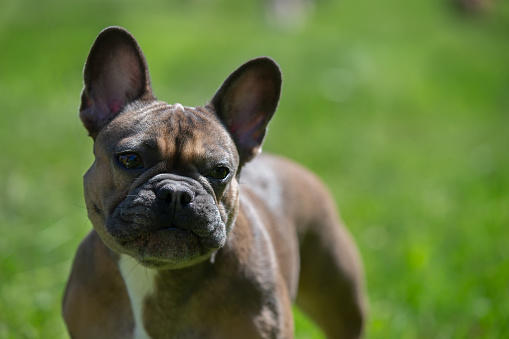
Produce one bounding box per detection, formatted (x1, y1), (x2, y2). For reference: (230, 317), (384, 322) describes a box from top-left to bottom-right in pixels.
(209, 57), (282, 165)
(79, 26), (154, 138)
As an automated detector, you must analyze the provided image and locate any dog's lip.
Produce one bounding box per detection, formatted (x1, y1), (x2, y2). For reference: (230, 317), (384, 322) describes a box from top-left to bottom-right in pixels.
(118, 227), (185, 245)
(118, 226), (222, 251)
(115, 223), (224, 258)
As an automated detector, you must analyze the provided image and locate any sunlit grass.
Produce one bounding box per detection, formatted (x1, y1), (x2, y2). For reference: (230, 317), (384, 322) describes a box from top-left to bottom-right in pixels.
(1, 0), (508, 337)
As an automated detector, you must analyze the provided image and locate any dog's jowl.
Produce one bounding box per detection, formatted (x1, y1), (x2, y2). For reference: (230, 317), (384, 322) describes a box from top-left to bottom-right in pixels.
(63, 26), (366, 339)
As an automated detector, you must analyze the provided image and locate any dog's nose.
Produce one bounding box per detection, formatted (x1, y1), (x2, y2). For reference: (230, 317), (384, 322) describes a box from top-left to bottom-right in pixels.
(155, 183), (194, 208)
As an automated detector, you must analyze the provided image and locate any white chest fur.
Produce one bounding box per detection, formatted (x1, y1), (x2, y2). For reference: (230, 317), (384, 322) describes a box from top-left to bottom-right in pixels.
(118, 254), (157, 339)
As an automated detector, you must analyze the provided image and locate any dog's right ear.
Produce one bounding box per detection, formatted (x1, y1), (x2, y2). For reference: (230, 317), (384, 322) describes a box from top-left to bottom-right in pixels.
(79, 26), (154, 138)
(208, 57), (282, 166)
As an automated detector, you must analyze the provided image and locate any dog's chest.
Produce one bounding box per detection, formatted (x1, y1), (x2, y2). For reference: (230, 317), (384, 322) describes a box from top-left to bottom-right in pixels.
(118, 254), (157, 339)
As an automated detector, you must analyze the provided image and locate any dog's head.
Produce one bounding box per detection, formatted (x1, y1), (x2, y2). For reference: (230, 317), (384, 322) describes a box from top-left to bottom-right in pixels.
(79, 26), (281, 269)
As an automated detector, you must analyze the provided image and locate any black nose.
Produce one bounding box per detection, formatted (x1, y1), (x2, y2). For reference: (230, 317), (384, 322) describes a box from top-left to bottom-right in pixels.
(155, 183), (194, 208)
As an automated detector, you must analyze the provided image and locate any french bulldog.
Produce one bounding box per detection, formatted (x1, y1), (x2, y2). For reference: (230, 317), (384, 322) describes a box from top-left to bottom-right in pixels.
(62, 26), (366, 338)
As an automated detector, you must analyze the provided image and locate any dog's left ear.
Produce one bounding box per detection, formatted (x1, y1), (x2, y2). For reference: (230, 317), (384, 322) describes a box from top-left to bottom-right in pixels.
(79, 26), (154, 138)
(209, 57), (282, 166)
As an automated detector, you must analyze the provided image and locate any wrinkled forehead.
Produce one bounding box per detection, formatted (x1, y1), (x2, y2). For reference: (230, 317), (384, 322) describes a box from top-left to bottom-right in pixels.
(103, 102), (238, 163)
(156, 103), (236, 162)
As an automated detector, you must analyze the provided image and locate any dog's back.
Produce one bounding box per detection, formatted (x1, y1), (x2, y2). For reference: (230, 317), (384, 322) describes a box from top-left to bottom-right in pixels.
(241, 153), (366, 338)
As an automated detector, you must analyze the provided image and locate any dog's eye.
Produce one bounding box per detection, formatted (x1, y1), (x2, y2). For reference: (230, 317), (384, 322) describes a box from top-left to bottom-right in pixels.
(208, 166), (230, 180)
(118, 153), (144, 170)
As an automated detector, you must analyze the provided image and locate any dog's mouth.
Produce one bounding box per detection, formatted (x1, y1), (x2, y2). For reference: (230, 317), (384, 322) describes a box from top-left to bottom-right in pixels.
(103, 175), (230, 268)
(112, 222), (226, 269)
(120, 226), (198, 250)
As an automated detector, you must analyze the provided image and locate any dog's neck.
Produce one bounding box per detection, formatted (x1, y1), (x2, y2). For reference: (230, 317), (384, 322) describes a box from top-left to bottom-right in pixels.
(117, 253), (218, 338)
(118, 254), (157, 339)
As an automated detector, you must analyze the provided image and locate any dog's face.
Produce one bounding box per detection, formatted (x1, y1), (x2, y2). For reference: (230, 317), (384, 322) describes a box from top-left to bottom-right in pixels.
(80, 27), (281, 269)
(85, 103), (241, 269)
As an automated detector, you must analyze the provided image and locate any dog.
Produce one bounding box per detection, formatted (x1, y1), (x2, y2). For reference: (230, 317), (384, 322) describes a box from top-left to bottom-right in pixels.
(62, 26), (366, 338)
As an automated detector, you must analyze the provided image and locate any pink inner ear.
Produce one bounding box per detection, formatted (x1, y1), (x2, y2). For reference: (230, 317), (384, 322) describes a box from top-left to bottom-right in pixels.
(231, 113), (266, 146)
(90, 88), (125, 121)
(108, 99), (124, 114)
(93, 52), (141, 119)
(226, 83), (272, 149)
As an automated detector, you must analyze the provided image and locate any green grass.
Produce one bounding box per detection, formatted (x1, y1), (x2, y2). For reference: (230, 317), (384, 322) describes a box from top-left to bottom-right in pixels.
(1, 0), (508, 337)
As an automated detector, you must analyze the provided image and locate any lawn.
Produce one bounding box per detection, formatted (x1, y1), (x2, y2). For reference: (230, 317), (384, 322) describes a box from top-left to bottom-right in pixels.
(0, 0), (508, 337)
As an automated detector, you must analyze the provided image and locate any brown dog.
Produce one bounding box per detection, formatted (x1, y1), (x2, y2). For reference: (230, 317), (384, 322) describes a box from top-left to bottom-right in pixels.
(62, 26), (366, 338)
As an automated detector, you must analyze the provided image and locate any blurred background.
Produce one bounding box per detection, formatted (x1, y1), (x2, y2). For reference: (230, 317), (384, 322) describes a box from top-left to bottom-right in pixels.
(0, 0), (508, 337)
